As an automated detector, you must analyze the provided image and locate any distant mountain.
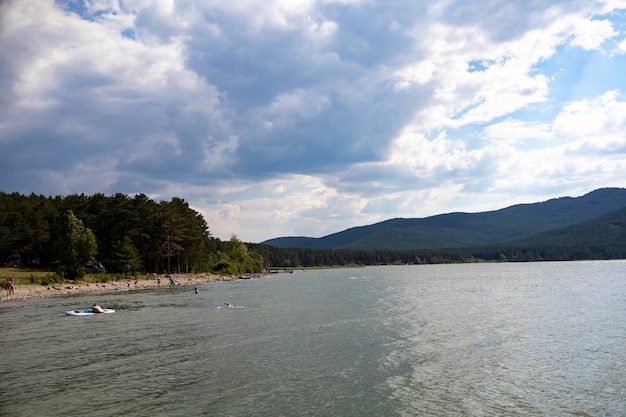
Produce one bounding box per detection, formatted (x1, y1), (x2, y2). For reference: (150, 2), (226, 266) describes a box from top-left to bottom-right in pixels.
(509, 204), (626, 248)
(262, 188), (626, 250)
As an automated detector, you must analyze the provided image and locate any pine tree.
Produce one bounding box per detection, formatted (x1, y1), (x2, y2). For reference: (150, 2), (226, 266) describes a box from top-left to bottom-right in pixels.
(113, 236), (142, 274)
(53, 210), (98, 280)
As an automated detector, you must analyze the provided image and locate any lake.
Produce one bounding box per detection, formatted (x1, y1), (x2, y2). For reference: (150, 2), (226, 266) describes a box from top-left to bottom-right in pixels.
(1, 261), (625, 416)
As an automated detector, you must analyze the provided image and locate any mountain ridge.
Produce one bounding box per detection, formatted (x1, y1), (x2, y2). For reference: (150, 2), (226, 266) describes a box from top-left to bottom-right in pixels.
(509, 204), (626, 248)
(262, 187), (626, 250)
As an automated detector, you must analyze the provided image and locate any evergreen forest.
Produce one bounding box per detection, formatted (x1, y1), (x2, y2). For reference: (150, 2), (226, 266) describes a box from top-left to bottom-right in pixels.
(0, 192), (264, 278)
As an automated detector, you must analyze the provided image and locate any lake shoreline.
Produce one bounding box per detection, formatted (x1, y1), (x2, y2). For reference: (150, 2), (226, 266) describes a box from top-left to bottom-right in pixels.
(0, 272), (268, 305)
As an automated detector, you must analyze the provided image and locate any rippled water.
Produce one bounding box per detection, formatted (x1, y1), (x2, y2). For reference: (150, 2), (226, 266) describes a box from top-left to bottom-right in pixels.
(1, 261), (625, 417)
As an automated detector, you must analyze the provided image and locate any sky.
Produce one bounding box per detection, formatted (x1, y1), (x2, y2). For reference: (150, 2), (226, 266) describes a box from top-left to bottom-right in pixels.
(2, 0), (626, 243)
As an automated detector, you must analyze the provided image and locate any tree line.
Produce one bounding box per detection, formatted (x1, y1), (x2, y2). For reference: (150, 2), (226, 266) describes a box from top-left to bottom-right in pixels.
(2, 192), (624, 280)
(250, 243), (626, 267)
(0, 192), (264, 278)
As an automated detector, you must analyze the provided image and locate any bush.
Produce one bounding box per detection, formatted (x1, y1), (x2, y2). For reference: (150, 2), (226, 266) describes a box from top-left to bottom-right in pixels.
(41, 273), (64, 286)
(210, 259), (239, 276)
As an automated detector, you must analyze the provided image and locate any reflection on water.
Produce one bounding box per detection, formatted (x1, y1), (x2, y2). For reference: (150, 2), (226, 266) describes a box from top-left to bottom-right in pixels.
(380, 262), (626, 417)
(1, 261), (625, 417)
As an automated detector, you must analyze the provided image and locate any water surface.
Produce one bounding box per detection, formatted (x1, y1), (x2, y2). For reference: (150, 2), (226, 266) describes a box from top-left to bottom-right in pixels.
(1, 261), (624, 416)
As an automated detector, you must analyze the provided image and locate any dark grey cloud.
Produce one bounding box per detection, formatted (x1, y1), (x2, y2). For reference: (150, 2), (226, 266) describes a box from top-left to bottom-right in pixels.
(166, 1), (434, 181)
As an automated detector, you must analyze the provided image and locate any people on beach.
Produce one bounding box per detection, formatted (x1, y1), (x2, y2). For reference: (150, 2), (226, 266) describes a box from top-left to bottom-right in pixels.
(92, 303), (104, 313)
(5, 279), (14, 296)
(0, 273), (252, 303)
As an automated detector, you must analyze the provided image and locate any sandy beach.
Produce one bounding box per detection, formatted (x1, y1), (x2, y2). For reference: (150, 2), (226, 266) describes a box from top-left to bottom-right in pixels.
(0, 273), (261, 304)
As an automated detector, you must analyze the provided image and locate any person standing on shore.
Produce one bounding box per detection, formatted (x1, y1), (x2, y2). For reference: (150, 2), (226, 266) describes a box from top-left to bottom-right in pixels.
(5, 279), (14, 296)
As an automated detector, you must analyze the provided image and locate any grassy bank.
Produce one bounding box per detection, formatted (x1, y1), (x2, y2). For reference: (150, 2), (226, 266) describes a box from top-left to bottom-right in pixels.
(0, 267), (134, 287)
(0, 267), (55, 285)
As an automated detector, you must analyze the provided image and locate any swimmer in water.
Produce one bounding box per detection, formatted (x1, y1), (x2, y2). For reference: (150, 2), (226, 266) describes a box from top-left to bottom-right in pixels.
(224, 303), (233, 308)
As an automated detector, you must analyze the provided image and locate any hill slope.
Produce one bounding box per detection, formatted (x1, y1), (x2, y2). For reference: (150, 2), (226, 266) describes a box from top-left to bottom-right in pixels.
(262, 188), (626, 250)
(510, 205), (626, 248)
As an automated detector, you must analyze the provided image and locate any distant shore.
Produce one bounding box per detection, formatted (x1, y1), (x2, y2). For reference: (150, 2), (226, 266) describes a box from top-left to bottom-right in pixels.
(0, 273), (268, 305)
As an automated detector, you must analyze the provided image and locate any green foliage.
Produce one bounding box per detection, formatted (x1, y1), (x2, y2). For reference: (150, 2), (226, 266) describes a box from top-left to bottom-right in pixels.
(40, 273), (64, 286)
(228, 235), (247, 263)
(208, 235), (265, 275)
(211, 259), (239, 275)
(53, 210), (98, 280)
(158, 198), (209, 273)
(0, 192), (263, 275)
(97, 274), (117, 283)
(510, 206), (626, 248)
(113, 236), (142, 273)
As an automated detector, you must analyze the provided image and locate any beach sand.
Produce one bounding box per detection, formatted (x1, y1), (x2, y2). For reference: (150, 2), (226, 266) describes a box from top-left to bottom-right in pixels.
(0, 273), (261, 304)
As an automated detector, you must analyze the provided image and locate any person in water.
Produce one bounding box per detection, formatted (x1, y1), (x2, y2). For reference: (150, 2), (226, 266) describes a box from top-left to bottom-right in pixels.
(195, 287), (199, 294)
(224, 303), (233, 308)
(92, 303), (104, 313)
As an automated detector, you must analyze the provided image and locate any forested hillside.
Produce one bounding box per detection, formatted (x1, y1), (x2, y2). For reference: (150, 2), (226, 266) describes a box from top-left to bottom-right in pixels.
(0, 192), (264, 277)
(252, 204), (626, 266)
(263, 188), (626, 250)
(510, 205), (626, 248)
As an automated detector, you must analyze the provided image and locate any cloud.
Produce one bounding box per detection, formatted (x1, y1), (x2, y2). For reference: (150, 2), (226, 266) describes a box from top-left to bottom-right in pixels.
(553, 90), (626, 141)
(1, 0), (626, 242)
(569, 17), (617, 49)
(483, 119), (552, 144)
